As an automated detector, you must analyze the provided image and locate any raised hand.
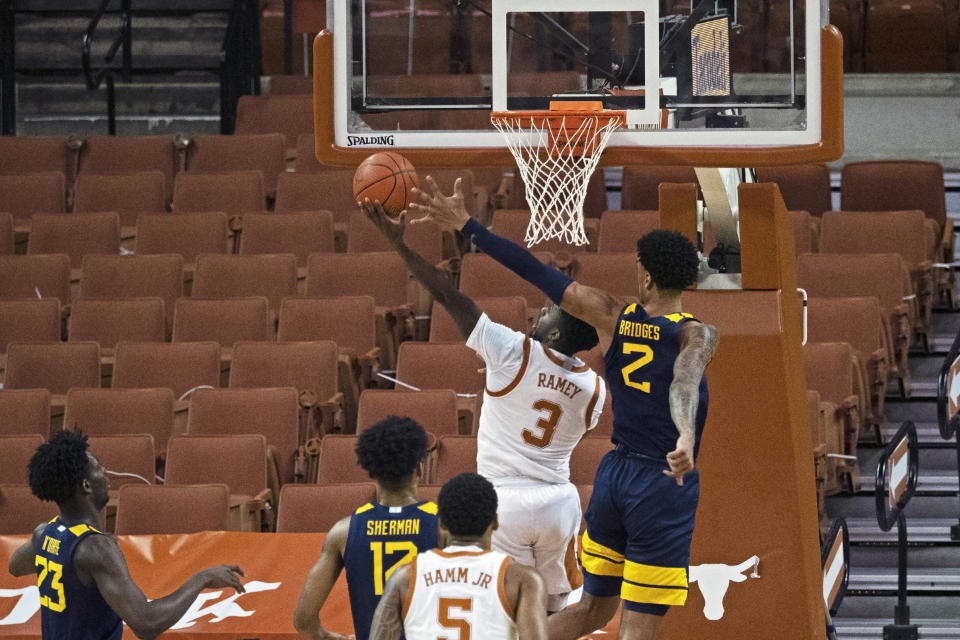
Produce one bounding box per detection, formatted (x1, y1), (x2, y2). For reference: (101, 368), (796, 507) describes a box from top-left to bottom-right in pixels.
(200, 565), (246, 593)
(407, 175), (471, 231)
(360, 198), (406, 246)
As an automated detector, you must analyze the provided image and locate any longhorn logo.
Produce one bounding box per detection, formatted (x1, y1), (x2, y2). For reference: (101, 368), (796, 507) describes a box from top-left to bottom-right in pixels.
(688, 556), (760, 621)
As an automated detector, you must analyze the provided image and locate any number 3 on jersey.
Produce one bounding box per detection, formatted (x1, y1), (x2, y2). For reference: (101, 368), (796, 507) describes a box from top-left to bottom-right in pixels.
(523, 400), (562, 448)
(621, 342), (653, 392)
(370, 541), (418, 595)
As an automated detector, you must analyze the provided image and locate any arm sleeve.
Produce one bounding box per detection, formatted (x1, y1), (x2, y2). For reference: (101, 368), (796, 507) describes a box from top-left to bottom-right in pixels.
(462, 218), (573, 305)
(466, 313), (527, 374)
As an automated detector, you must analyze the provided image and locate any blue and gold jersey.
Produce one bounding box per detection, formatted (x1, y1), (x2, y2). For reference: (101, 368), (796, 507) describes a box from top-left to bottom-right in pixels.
(34, 518), (122, 640)
(604, 303), (709, 461)
(343, 500), (438, 640)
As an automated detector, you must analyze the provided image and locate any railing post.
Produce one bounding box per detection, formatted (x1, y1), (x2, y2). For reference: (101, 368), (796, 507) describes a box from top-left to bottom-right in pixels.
(1, 0), (16, 135)
(121, 0), (132, 82)
(106, 72), (116, 135)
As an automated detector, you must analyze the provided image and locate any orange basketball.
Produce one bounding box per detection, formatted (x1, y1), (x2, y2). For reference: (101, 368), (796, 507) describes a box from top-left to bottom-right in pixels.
(352, 152), (419, 216)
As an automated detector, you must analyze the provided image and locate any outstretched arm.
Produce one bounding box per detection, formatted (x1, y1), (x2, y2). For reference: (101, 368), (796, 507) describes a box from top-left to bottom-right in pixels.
(408, 178), (622, 342)
(361, 199), (481, 339)
(74, 534), (245, 640)
(664, 321), (719, 486)
(368, 564), (409, 640)
(293, 518), (354, 640)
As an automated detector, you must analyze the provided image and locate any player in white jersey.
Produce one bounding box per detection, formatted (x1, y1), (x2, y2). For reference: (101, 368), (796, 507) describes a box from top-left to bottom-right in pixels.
(369, 473), (547, 640)
(362, 200), (607, 612)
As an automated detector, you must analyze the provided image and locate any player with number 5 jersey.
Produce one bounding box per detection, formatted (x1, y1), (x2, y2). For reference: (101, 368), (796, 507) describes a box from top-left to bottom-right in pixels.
(361, 199), (606, 613)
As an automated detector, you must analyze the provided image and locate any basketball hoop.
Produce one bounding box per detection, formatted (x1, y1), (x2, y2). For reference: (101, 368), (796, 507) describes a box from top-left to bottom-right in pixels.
(491, 102), (625, 247)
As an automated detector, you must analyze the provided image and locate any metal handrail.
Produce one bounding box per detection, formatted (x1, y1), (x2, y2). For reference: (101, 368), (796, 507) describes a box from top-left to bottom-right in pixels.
(219, 0), (260, 133)
(935, 326), (960, 541)
(81, 0), (132, 135)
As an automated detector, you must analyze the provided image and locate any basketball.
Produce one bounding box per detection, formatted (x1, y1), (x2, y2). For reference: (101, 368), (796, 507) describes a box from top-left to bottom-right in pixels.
(353, 152), (419, 216)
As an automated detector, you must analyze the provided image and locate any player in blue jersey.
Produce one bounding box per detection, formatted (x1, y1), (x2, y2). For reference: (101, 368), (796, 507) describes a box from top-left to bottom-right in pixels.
(294, 415), (439, 640)
(7, 430), (245, 640)
(406, 178), (718, 640)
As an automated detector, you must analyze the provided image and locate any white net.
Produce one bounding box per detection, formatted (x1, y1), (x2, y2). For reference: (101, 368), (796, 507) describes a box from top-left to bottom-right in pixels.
(492, 110), (624, 247)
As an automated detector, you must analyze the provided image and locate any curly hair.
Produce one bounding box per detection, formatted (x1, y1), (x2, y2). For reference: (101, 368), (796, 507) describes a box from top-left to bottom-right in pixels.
(636, 230), (700, 292)
(437, 473), (498, 538)
(556, 307), (599, 355)
(355, 415), (428, 487)
(28, 430), (90, 504)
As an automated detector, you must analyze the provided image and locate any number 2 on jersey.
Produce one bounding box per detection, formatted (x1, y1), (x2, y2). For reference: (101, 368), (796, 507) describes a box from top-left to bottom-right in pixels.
(621, 342), (654, 392)
(35, 556), (66, 612)
(523, 400), (562, 448)
(438, 597), (473, 640)
(370, 541), (418, 595)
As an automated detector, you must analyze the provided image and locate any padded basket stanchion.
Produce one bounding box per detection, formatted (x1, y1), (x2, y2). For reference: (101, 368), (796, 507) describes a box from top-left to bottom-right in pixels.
(491, 103), (624, 247)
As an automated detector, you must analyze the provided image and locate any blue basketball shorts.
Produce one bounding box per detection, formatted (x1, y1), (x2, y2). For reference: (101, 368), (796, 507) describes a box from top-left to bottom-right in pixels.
(580, 448), (699, 614)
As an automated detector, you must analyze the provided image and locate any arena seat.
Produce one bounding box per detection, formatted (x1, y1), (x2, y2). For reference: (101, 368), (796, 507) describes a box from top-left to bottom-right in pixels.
(276, 483), (378, 533)
(63, 388), (175, 455)
(192, 253), (297, 313)
(568, 438), (613, 486)
(806, 296), (892, 440)
(172, 171), (266, 214)
(27, 212), (120, 268)
(186, 133), (286, 198)
(0, 299), (61, 359)
(187, 386), (302, 485)
(433, 435), (477, 484)
(459, 253), (553, 318)
(135, 212), (230, 268)
(395, 342), (484, 432)
(596, 210), (660, 254)
(0, 434), (43, 484)
(0, 254), (71, 309)
(755, 164), (833, 218)
(73, 171), (168, 228)
(0, 136), (75, 182)
(866, 0), (947, 71)
(819, 209), (934, 350)
(87, 434), (155, 488)
(68, 297), (166, 354)
(0, 173), (67, 224)
(357, 389), (460, 437)
(238, 211), (335, 266)
(306, 253), (414, 369)
(806, 389), (828, 522)
(797, 253), (914, 395)
(429, 296), (528, 342)
(316, 435), (369, 485)
(803, 341), (865, 493)
(571, 253), (638, 301)
(293, 134), (327, 173)
(274, 170), (357, 227)
(112, 341), (220, 400)
(787, 210), (817, 255)
(620, 165), (699, 211)
(78, 135), (180, 204)
(114, 483), (230, 535)
(347, 210), (446, 265)
(0, 389), (51, 438)
(0, 212), (12, 254)
(0, 485), (59, 535)
(266, 75), (313, 94)
(4, 342), (100, 395)
(165, 434), (270, 531)
(79, 254), (184, 335)
(234, 94), (313, 157)
(173, 297), (272, 349)
(228, 341), (342, 436)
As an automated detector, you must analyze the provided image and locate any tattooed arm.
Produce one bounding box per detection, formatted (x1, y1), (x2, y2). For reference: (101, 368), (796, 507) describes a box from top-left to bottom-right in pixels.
(664, 321), (719, 486)
(368, 564), (410, 640)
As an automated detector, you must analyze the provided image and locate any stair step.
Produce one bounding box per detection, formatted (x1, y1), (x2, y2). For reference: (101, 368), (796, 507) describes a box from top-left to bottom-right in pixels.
(17, 79), (220, 115)
(847, 567), (960, 592)
(827, 494), (960, 520)
(833, 619), (960, 640)
(845, 517), (960, 544)
(14, 114), (221, 136)
(16, 1), (235, 11)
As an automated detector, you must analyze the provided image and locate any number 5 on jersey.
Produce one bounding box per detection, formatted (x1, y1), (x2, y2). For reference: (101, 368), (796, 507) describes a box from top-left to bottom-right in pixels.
(621, 342), (653, 392)
(438, 597), (473, 640)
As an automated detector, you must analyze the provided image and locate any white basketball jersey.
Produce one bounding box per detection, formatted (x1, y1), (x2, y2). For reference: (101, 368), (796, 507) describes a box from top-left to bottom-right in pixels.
(467, 314), (606, 484)
(403, 546), (517, 640)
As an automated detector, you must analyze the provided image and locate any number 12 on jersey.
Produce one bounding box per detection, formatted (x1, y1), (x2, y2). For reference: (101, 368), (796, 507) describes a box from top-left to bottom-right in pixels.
(621, 342), (653, 393)
(370, 541), (418, 595)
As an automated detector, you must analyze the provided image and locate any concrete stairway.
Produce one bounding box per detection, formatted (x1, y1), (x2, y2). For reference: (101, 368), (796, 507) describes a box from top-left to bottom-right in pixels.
(829, 307), (960, 639)
(12, 3), (232, 135)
